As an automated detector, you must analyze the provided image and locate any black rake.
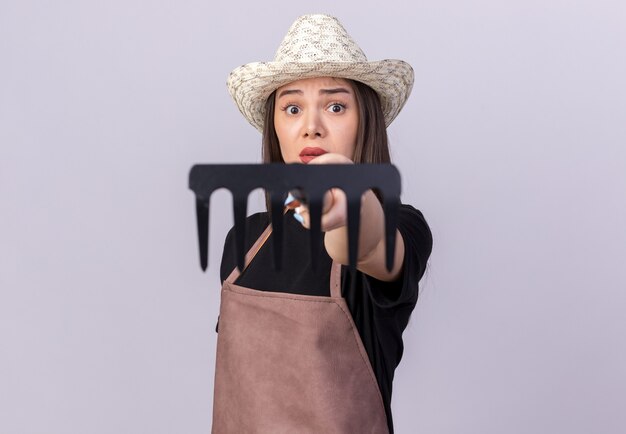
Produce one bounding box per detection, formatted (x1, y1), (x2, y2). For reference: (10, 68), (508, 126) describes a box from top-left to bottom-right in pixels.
(188, 163), (401, 277)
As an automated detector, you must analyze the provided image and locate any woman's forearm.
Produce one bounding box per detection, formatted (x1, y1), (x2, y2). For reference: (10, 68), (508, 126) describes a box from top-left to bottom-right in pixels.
(324, 189), (405, 281)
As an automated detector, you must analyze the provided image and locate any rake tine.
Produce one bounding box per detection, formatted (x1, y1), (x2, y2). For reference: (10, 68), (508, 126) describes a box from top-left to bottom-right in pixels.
(270, 191), (285, 271)
(346, 189), (361, 277)
(232, 192), (248, 271)
(195, 197), (209, 271)
(383, 196), (400, 272)
(307, 190), (323, 272)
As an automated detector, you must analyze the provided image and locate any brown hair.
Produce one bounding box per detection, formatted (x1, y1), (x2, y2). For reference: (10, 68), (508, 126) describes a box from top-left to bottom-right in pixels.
(261, 79), (390, 210)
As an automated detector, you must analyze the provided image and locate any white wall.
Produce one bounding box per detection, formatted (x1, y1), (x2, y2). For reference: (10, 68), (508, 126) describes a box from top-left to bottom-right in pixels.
(1, 1), (625, 433)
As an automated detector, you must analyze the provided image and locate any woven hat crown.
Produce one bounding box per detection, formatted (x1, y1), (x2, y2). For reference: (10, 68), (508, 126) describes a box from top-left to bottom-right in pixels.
(274, 14), (367, 63)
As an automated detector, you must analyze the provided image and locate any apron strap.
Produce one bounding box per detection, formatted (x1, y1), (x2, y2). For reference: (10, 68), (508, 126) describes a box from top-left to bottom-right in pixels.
(329, 261), (342, 298)
(224, 209), (344, 298)
(225, 207), (290, 284)
(225, 223), (273, 284)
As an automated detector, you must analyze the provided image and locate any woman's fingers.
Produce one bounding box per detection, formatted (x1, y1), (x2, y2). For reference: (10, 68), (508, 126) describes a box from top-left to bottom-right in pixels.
(293, 188), (347, 231)
(307, 153), (354, 165)
(292, 152), (354, 230)
(320, 188), (347, 230)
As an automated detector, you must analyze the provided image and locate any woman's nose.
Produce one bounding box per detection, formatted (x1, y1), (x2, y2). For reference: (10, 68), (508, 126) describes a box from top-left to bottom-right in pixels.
(303, 111), (325, 138)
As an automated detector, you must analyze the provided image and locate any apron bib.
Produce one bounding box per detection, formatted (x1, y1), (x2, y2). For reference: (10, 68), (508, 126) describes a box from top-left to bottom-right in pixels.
(212, 223), (389, 433)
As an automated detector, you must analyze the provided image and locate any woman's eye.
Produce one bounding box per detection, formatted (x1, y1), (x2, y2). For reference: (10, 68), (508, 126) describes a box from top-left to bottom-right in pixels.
(286, 105), (300, 115)
(328, 104), (345, 113)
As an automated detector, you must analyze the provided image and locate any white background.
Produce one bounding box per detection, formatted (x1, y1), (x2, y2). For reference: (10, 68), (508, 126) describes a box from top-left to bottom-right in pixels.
(1, 1), (625, 433)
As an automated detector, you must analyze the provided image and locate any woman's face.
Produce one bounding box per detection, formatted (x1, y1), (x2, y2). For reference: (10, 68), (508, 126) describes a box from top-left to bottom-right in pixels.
(273, 77), (359, 164)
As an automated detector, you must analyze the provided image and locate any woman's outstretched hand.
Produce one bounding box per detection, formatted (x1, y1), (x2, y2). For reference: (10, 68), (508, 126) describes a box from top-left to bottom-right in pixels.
(286, 152), (353, 232)
(284, 152), (405, 282)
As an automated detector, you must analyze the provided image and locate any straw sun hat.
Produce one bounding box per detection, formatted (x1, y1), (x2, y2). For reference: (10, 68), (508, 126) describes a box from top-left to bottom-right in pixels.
(227, 14), (414, 133)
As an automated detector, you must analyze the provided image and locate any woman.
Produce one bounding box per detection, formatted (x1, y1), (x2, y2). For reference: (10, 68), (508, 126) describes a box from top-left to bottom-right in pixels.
(216, 14), (433, 434)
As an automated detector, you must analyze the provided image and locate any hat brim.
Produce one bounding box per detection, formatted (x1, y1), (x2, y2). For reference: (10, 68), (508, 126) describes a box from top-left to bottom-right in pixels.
(227, 59), (414, 133)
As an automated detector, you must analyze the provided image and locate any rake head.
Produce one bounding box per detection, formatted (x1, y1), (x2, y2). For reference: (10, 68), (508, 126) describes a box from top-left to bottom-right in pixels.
(188, 164), (401, 276)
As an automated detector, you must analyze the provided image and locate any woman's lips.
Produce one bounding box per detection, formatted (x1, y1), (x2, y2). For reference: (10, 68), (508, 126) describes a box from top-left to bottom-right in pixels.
(299, 147), (327, 164)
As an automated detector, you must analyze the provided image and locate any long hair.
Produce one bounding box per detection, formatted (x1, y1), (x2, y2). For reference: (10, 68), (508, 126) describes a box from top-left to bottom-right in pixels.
(261, 79), (390, 212)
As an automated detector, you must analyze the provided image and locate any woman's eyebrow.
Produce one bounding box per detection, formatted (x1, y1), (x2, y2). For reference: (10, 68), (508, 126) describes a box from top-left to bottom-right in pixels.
(319, 87), (351, 95)
(277, 89), (303, 98)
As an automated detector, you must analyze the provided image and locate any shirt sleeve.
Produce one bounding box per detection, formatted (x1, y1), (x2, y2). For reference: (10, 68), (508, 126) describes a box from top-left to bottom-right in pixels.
(360, 204), (433, 309)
